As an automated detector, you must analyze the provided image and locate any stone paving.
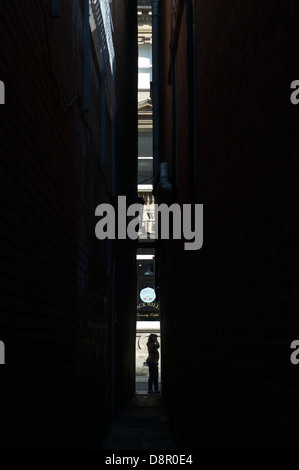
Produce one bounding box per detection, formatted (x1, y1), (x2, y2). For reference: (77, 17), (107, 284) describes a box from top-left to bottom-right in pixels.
(100, 377), (176, 450)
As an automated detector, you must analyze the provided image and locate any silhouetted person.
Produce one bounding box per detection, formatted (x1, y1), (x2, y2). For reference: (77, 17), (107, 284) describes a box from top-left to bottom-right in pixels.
(146, 334), (160, 394)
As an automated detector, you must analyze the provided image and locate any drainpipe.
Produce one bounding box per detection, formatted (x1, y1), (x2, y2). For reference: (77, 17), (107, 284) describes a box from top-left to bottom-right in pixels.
(160, 162), (172, 193)
(83, 0), (90, 112)
(152, 0), (160, 185)
(186, 0), (196, 201)
(51, 0), (60, 18)
(111, 117), (116, 197)
(152, 0), (172, 195)
(100, 49), (106, 165)
(170, 45), (178, 193)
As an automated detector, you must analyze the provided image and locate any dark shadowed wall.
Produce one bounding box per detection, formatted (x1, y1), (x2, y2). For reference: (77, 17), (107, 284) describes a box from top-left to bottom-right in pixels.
(0, 0), (137, 449)
(159, 0), (299, 450)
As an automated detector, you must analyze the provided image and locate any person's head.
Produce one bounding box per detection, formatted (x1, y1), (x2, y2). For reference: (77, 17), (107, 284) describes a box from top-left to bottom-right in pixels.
(148, 334), (158, 343)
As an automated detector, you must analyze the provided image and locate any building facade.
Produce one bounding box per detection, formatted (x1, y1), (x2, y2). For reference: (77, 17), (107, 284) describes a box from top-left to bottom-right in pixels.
(136, 0), (160, 377)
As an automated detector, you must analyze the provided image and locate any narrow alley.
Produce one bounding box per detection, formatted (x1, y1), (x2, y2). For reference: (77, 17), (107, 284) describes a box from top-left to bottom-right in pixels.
(1, 0), (299, 452)
(99, 395), (175, 451)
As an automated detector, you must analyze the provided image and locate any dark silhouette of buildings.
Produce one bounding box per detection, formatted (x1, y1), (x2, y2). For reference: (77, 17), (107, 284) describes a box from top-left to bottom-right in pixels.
(0, 0), (137, 449)
(157, 0), (299, 449)
(1, 0), (299, 450)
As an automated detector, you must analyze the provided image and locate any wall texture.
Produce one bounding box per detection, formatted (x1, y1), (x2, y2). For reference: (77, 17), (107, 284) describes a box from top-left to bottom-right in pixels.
(112, 0), (138, 414)
(159, 0), (299, 450)
(0, 0), (137, 449)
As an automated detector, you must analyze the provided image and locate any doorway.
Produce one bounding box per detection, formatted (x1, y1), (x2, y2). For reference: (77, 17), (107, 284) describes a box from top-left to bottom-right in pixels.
(135, 249), (161, 394)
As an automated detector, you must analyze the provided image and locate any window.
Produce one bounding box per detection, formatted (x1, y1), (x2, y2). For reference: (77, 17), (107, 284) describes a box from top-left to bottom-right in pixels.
(138, 46), (152, 67)
(138, 45), (152, 90)
(138, 130), (152, 157)
(138, 159), (153, 185)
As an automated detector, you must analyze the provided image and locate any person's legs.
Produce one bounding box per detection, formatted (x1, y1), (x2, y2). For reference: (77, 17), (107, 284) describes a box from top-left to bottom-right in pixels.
(153, 363), (159, 392)
(148, 362), (154, 393)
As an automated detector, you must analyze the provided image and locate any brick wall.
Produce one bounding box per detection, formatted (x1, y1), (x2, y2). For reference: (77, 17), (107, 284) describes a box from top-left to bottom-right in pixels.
(112, 0), (138, 414)
(0, 0), (137, 449)
(159, 0), (299, 449)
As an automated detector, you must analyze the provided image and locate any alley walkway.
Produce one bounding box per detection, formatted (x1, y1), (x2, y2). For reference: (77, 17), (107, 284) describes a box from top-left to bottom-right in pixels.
(99, 377), (176, 450)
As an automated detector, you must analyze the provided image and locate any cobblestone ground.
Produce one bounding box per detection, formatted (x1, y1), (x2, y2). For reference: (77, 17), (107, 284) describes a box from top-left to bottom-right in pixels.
(100, 381), (175, 450)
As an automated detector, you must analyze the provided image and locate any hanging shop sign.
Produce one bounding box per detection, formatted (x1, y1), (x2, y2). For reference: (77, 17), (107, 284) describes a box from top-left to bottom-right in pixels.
(137, 302), (159, 311)
(140, 287), (156, 303)
(137, 301), (160, 321)
(137, 312), (160, 320)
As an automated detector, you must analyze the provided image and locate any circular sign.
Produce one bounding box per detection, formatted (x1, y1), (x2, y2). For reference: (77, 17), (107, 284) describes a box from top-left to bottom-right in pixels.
(140, 287), (156, 303)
